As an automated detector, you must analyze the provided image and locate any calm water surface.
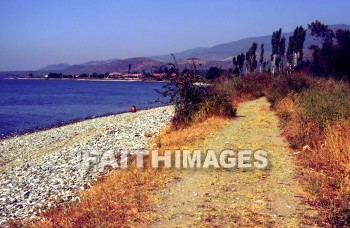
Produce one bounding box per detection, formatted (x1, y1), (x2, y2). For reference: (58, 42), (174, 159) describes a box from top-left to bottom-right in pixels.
(0, 79), (166, 138)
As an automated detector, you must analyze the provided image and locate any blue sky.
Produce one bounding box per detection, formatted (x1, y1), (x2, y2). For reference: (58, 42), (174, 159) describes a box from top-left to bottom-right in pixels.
(1, 0), (350, 71)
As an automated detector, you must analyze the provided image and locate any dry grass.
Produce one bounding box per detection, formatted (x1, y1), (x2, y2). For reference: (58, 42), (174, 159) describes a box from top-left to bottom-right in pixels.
(152, 116), (229, 151)
(275, 95), (324, 149)
(306, 121), (350, 173)
(10, 116), (229, 227)
(273, 77), (350, 226)
(296, 121), (350, 226)
(10, 168), (163, 227)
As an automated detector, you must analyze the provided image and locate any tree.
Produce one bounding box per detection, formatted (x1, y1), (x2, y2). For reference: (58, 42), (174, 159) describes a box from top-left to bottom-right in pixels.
(263, 60), (268, 73)
(308, 20), (350, 79)
(287, 26), (306, 72)
(259, 43), (264, 73)
(293, 26), (306, 67)
(270, 28), (286, 75)
(232, 56), (238, 75)
(334, 29), (350, 78)
(245, 42), (258, 73)
(278, 37), (286, 73)
(157, 54), (205, 128)
(286, 36), (294, 72)
(308, 21), (335, 76)
(206, 66), (223, 81)
(308, 20), (334, 43)
(232, 55), (244, 76)
(271, 28), (282, 76)
(238, 53), (245, 76)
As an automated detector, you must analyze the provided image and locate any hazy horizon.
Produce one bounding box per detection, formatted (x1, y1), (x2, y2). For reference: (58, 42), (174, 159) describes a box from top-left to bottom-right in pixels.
(1, 0), (350, 71)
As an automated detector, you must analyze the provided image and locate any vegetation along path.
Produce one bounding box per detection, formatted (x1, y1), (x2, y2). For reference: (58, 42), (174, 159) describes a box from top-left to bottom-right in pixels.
(150, 97), (317, 227)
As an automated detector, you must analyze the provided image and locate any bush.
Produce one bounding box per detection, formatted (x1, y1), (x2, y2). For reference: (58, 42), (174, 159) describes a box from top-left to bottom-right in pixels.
(298, 82), (350, 130)
(245, 73), (272, 94)
(275, 95), (321, 149)
(205, 66), (224, 81)
(211, 73), (272, 104)
(193, 87), (236, 122)
(272, 75), (350, 226)
(274, 78), (350, 149)
(169, 85), (236, 129)
(235, 73), (272, 98)
(212, 78), (237, 100)
(267, 73), (314, 108)
(159, 56), (236, 129)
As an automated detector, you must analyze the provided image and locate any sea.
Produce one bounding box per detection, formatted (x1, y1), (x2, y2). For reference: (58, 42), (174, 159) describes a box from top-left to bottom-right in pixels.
(0, 79), (167, 139)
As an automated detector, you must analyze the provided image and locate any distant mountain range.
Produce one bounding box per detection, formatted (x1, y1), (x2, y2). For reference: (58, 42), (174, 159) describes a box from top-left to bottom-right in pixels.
(56, 58), (232, 75)
(151, 24), (350, 62)
(39, 63), (71, 71)
(38, 59), (121, 72)
(35, 24), (350, 74)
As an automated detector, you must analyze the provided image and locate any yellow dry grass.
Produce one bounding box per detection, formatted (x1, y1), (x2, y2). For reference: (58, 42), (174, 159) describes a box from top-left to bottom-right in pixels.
(11, 168), (161, 227)
(152, 116), (229, 151)
(322, 121), (350, 173)
(275, 93), (350, 225)
(12, 117), (229, 227)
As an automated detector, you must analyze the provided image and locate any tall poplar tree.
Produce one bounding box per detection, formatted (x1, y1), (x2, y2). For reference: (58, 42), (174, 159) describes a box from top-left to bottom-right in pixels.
(287, 26), (306, 72)
(237, 53), (245, 76)
(271, 28), (282, 76)
(286, 36), (294, 72)
(259, 43), (264, 73)
(278, 37), (286, 72)
(246, 42), (258, 73)
(271, 28), (286, 75)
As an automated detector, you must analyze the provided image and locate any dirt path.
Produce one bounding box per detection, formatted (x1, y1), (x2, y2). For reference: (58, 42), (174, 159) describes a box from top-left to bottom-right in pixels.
(150, 97), (317, 227)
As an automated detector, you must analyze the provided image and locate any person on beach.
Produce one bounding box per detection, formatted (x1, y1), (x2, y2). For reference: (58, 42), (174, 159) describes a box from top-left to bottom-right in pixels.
(130, 105), (137, 113)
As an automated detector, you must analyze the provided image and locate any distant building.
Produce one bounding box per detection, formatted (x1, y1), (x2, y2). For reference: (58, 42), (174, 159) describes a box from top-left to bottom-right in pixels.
(123, 73), (141, 80)
(152, 73), (166, 78)
(109, 72), (123, 79)
(17, 75), (33, 79)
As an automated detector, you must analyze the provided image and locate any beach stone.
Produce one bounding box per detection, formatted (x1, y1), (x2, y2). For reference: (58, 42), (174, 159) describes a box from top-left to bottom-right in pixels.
(23, 191), (30, 199)
(0, 106), (174, 225)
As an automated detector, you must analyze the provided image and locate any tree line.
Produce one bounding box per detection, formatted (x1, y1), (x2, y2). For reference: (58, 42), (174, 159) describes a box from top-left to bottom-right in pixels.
(207, 20), (350, 81)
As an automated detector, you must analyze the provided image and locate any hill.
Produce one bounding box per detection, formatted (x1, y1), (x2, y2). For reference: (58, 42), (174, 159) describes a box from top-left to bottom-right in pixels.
(60, 57), (233, 74)
(151, 24), (350, 62)
(62, 57), (164, 74)
(34, 23), (350, 74)
(82, 58), (120, 66)
(39, 63), (71, 71)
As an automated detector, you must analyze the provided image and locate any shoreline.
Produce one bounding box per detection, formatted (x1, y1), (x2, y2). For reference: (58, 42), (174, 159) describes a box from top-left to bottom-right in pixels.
(0, 104), (166, 141)
(0, 106), (174, 224)
(4, 78), (167, 83)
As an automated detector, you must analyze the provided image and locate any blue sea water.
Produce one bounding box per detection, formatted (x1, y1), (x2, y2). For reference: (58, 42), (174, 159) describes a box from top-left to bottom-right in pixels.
(0, 79), (167, 138)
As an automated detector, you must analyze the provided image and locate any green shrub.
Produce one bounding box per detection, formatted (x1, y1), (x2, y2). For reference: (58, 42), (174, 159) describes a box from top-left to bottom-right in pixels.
(298, 82), (350, 130)
(194, 87), (236, 122)
(235, 73), (272, 98)
(159, 55), (236, 129)
(212, 73), (272, 101)
(247, 73), (272, 93)
(212, 78), (238, 100)
(267, 73), (314, 108)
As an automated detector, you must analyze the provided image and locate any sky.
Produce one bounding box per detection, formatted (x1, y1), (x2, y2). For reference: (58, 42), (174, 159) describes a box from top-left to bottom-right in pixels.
(1, 0), (350, 71)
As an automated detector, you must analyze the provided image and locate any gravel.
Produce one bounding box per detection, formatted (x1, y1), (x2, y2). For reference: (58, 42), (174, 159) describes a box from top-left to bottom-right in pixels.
(0, 106), (174, 225)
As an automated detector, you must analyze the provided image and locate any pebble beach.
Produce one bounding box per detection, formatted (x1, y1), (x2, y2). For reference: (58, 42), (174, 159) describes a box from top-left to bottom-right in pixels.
(0, 106), (174, 224)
